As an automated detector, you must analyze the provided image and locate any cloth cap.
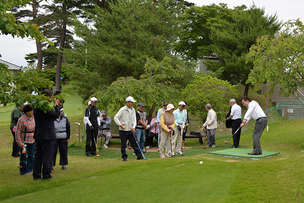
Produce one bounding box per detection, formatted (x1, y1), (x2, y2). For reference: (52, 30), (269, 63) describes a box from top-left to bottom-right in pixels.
(165, 104), (175, 111)
(125, 96), (136, 103)
(179, 101), (186, 106)
(138, 102), (145, 107)
(163, 101), (169, 106)
(101, 110), (107, 115)
(91, 97), (98, 102)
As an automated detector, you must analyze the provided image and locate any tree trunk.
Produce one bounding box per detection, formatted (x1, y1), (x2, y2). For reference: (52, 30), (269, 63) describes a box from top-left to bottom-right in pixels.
(147, 105), (156, 121)
(55, 3), (67, 91)
(244, 83), (249, 97)
(32, 1), (43, 69)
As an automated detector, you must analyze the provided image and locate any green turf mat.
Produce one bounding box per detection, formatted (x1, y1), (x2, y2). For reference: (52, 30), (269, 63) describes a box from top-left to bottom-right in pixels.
(208, 148), (280, 159)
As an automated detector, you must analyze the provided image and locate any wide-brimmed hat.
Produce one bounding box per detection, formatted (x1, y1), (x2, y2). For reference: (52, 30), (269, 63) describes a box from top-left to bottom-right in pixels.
(165, 104), (175, 111)
(125, 96), (136, 103)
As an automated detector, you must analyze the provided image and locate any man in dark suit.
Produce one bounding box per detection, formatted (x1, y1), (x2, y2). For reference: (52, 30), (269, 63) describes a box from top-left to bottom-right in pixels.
(33, 89), (60, 180)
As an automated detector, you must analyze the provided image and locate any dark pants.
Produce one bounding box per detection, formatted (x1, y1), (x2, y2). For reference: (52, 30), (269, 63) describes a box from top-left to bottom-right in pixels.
(19, 143), (35, 175)
(33, 140), (54, 180)
(119, 130), (143, 160)
(146, 132), (157, 147)
(11, 130), (20, 157)
(232, 119), (242, 147)
(86, 123), (98, 155)
(182, 126), (188, 141)
(252, 117), (267, 153)
(53, 139), (68, 166)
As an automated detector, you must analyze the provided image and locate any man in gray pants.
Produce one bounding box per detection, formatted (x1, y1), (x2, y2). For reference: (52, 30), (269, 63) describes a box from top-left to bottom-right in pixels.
(241, 96), (267, 155)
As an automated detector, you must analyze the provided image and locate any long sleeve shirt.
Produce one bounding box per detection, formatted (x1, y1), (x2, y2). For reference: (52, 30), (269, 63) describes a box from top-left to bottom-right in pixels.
(203, 109), (217, 129)
(150, 118), (158, 134)
(114, 105), (136, 131)
(15, 115), (35, 145)
(244, 100), (266, 122)
(160, 112), (176, 133)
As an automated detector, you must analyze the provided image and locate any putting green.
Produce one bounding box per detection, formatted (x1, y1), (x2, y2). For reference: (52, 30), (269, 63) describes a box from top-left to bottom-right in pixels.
(208, 148), (280, 159)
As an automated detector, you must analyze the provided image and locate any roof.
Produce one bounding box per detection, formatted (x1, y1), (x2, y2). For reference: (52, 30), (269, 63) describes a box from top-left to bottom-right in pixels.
(0, 59), (22, 71)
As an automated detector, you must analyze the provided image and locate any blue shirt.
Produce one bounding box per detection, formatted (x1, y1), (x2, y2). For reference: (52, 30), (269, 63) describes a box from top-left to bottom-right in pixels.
(173, 109), (186, 125)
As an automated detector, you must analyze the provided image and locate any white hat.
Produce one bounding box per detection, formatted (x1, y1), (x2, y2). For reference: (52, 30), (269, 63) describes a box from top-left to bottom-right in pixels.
(60, 108), (64, 112)
(125, 96), (136, 103)
(90, 97), (98, 102)
(165, 104), (175, 111)
(178, 101), (186, 106)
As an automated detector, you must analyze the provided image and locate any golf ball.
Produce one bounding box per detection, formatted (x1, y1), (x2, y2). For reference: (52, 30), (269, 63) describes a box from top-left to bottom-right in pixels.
(199, 161), (203, 164)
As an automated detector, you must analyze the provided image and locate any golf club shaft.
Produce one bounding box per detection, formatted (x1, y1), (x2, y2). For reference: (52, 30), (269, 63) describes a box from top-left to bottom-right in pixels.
(132, 133), (146, 159)
(228, 126), (242, 141)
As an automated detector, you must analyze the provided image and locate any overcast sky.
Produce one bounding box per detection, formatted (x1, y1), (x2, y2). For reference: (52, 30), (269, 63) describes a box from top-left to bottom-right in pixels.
(1, 0), (304, 67)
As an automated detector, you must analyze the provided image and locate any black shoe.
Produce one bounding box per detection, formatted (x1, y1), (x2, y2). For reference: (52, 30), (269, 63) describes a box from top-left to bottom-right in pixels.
(248, 152), (260, 155)
(86, 154), (93, 157)
(231, 145), (236, 148)
(12, 154), (20, 157)
(123, 158), (127, 162)
(61, 165), (67, 170)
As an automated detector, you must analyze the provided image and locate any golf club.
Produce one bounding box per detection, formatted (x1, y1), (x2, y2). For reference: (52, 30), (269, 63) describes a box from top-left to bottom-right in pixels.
(132, 132), (147, 160)
(180, 124), (184, 154)
(225, 126), (241, 144)
(93, 134), (100, 157)
(168, 125), (173, 157)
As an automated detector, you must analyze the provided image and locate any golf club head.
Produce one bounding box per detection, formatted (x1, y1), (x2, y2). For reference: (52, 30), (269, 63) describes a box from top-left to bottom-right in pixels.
(225, 140), (228, 144)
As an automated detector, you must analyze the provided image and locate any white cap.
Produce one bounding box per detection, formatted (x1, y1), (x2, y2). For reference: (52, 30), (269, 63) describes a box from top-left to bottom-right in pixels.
(24, 102), (29, 105)
(60, 108), (64, 112)
(90, 97), (98, 102)
(125, 96), (136, 103)
(178, 101), (186, 106)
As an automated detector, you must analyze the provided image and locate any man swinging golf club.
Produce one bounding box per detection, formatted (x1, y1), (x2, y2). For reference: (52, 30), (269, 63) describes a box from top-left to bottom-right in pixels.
(114, 96), (146, 161)
(241, 96), (267, 155)
(159, 104), (175, 158)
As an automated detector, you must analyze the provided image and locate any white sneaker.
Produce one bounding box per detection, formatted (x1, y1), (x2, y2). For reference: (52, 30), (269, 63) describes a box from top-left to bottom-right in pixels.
(146, 146), (150, 149)
(104, 144), (108, 149)
(212, 145), (215, 148)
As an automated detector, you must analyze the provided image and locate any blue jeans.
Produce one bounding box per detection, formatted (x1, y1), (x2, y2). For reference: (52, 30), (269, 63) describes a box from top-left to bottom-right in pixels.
(135, 128), (145, 152)
(19, 143), (35, 175)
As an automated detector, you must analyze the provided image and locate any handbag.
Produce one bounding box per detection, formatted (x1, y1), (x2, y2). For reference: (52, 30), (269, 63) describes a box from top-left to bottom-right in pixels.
(13, 126), (17, 132)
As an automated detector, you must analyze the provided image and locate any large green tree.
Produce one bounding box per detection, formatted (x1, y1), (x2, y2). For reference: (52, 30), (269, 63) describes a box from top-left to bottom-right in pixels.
(66, 0), (184, 101)
(96, 56), (195, 119)
(175, 4), (281, 96)
(247, 19), (304, 97)
(182, 75), (238, 121)
(207, 5), (281, 96)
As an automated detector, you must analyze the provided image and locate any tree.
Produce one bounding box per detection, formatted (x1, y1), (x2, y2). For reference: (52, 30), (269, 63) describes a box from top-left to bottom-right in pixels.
(97, 56), (195, 120)
(182, 75), (238, 121)
(66, 0), (184, 101)
(175, 4), (281, 96)
(174, 3), (231, 60)
(207, 5), (281, 96)
(247, 19), (304, 97)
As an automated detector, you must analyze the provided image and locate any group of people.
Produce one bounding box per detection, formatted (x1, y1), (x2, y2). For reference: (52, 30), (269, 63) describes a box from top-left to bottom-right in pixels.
(10, 89), (70, 179)
(10, 91), (268, 178)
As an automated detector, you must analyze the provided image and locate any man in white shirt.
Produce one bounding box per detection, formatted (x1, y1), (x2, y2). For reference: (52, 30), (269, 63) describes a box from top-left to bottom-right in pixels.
(226, 99), (242, 148)
(241, 96), (267, 155)
(114, 96), (146, 161)
(201, 104), (217, 148)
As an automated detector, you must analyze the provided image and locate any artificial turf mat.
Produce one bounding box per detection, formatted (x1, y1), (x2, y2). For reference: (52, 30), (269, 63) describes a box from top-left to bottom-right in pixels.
(208, 148), (280, 159)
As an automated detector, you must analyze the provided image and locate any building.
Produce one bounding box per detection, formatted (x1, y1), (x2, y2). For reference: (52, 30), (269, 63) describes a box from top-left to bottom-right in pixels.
(0, 59), (22, 74)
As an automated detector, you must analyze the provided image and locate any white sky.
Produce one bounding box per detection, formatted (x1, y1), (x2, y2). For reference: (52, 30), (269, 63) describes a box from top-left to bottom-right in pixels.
(1, 0), (304, 67)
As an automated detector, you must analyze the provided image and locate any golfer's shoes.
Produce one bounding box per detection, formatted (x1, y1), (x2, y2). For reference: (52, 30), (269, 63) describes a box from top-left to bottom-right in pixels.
(212, 145), (216, 148)
(177, 151), (184, 156)
(160, 155), (166, 158)
(165, 154), (171, 158)
(61, 165), (67, 170)
(104, 144), (108, 149)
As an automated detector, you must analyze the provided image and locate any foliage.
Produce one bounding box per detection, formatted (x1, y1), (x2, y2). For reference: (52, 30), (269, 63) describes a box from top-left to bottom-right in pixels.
(174, 3), (231, 60)
(98, 56), (195, 117)
(176, 4), (281, 96)
(247, 19), (304, 97)
(0, 0), (47, 41)
(182, 75), (238, 121)
(66, 0), (184, 101)
(40, 64), (71, 83)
